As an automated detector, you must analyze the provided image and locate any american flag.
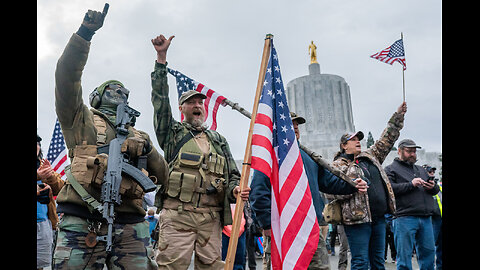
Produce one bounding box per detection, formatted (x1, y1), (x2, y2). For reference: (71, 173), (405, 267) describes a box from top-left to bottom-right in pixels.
(251, 40), (319, 269)
(168, 68), (226, 130)
(370, 38), (406, 70)
(46, 119), (69, 179)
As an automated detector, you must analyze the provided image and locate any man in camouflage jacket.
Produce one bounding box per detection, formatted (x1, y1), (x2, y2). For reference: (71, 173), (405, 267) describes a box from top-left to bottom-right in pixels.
(52, 5), (167, 269)
(150, 34), (250, 269)
(326, 102), (407, 270)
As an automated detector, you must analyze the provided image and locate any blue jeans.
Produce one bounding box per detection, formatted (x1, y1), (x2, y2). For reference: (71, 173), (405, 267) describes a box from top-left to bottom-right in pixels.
(222, 232), (246, 270)
(431, 215), (442, 270)
(393, 216), (435, 270)
(344, 217), (386, 270)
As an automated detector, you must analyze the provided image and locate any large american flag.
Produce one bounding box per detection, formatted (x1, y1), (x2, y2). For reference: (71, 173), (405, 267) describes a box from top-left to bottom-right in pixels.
(46, 119), (69, 179)
(251, 40), (319, 269)
(168, 68), (226, 130)
(370, 38), (406, 70)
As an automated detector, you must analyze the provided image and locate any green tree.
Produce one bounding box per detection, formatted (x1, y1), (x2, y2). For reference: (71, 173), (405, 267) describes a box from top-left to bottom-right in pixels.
(367, 131), (374, 148)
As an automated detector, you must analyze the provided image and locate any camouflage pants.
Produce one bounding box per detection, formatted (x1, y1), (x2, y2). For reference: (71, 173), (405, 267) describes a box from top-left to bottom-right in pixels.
(52, 215), (156, 270)
(262, 226), (330, 270)
(155, 208), (224, 270)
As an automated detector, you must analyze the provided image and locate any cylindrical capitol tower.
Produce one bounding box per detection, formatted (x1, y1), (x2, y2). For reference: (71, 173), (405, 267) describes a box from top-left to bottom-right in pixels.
(286, 61), (356, 160)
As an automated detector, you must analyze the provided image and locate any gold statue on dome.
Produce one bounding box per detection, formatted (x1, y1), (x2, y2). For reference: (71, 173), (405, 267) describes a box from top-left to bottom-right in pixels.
(308, 41), (318, 64)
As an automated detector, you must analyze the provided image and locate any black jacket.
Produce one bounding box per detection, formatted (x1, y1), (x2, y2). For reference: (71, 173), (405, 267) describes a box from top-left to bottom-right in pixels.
(384, 158), (440, 217)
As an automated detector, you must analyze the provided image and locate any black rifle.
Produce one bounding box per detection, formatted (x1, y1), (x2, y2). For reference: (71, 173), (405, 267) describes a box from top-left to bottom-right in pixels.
(96, 102), (156, 253)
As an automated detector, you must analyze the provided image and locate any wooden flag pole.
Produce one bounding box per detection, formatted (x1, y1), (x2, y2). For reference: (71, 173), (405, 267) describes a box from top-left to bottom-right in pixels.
(224, 34), (273, 270)
(401, 32), (405, 102)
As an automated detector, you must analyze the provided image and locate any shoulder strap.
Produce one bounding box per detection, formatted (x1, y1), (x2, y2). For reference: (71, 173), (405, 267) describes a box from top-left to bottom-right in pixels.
(64, 165), (104, 214)
(93, 114), (108, 145)
(169, 129), (202, 163)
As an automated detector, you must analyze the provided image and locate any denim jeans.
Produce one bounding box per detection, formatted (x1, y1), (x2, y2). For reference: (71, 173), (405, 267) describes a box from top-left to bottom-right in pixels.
(343, 217), (386, 270)
(393, 216), (435, 270)
(431, 215), (442, 270)
(222, 231), (246, 270)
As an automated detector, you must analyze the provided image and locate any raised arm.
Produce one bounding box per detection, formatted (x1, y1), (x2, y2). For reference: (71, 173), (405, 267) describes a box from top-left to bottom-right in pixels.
(55, 4), (109, 128)
(150, 35), (177, 151)
(369, 102), (407, 164)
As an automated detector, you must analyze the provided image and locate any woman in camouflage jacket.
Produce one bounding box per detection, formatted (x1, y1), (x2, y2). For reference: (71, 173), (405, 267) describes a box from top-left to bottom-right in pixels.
(325, 102), (406, 270)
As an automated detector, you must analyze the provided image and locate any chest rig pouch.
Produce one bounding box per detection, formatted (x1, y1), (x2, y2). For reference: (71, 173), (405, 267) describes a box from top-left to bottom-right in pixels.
(69, 114), (146, 200)
(166, 133), (226, 208)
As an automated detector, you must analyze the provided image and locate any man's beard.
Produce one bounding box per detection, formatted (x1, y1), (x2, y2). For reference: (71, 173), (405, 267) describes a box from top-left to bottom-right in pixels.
(401, 154), (417, 165)
(406, 157), (417, 165)
(186, 117), (208, 130)
(190, 118), (204, 128)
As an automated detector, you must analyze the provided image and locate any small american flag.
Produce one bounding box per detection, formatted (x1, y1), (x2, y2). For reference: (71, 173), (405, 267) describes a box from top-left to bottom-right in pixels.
(371, 38), (406, 70)
(168, 68), (226, 130)
(46, 119), (69, 179)
(251, 40), (319, 269)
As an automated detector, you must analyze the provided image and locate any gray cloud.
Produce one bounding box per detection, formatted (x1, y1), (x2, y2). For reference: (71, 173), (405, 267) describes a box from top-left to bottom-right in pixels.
(37, 0), (441, 159)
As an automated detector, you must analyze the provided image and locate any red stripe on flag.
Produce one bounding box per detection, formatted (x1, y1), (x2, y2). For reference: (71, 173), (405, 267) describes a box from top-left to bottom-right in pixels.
(53, 155), (67, 172)
(251, 134), (273, 151)
(281, 190), (314, 258)
(254, 114), (274, 132)
(293, 221), (320, 269)
(251, 156), (272, 179)
(196, 84), (209, 121)
(270, 159), (280, 204)
(210, 96), (225, 130)
(270, 232), (282, 270)
(277, 155), (303, 213)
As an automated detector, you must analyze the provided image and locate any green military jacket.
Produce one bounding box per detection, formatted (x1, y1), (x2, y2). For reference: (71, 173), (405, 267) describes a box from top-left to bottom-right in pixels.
(55, 33), (168, 221)
(150, 61), (240, 225)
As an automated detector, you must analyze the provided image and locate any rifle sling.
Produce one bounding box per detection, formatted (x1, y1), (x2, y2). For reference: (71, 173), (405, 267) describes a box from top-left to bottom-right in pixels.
(65, 165), (104, 214)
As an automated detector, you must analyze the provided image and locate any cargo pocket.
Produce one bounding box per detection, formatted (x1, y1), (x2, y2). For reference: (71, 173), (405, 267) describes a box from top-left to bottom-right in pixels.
(52, 244), (72, 267)
(179, 173), (196, 203)
(87, 153), (108, 188)
(215, 155), (225, 175)
(167, 171), (183, 197)
(120, 178), (145, 199)
(207, 153), (225, 176)
(70, 144), (97, 186)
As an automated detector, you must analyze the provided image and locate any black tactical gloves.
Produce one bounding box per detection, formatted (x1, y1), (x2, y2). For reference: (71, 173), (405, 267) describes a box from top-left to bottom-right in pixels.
(76, 3), (109, 41)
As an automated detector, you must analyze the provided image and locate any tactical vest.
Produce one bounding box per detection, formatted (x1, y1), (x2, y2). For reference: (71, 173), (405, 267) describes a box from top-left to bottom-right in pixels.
(65, 114), (145, 202)
(164, 132), (226, 210)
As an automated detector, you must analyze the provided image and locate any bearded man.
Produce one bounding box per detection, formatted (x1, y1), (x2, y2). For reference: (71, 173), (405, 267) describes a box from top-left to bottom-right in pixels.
(384, 139), (440, 270)
(149, 34), (250, 270)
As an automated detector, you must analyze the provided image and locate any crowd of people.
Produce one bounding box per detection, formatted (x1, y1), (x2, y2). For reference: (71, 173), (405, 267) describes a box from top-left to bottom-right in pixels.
(37, 4), (442, 270)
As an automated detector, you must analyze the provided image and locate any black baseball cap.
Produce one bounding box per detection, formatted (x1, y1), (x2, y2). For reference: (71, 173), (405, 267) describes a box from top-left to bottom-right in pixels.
(398, 139), (422, 149)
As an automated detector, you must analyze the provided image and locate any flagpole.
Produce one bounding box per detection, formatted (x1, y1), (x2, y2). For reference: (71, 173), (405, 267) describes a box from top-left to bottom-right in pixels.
(222, 91), (356, 187)
(224, 34), (273, 270)
(401, 32), (405, 102)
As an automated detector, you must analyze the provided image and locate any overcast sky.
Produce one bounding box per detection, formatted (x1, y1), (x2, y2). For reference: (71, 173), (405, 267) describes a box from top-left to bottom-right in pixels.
(37, 0), (442, 161)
